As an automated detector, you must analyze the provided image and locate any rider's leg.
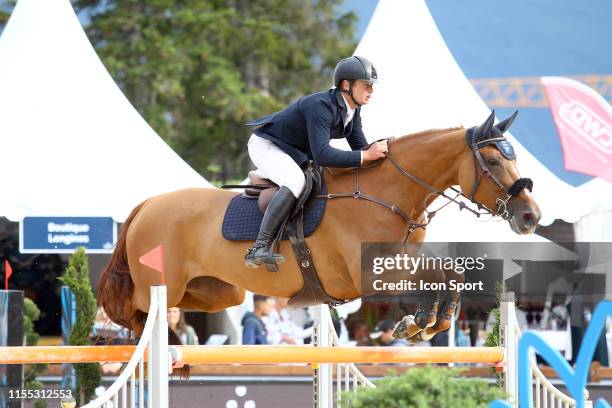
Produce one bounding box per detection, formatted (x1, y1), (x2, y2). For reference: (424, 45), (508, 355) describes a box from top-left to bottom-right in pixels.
(245, 135), (305, 268)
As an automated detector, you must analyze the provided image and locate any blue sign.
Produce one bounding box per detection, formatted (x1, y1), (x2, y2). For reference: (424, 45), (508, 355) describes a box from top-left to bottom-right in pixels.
(20, 217), (117, 254)
(490, 301), (612, 408)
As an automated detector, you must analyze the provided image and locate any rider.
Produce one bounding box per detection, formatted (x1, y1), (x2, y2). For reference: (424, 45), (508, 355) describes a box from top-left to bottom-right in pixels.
(244, 56), (388, 268)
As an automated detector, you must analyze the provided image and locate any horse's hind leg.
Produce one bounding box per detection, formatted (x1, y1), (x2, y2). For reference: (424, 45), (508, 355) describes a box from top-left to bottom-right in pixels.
(177, 276), (245, 312)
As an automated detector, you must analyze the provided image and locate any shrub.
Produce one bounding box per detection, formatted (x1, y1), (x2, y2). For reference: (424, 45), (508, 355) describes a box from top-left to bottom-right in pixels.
(340, 366), (505, 408)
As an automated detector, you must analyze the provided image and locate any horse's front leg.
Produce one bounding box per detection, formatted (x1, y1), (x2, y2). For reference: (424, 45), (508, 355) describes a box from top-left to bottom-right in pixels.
(392, 290), (441, 340)
(392, 265), (445, 341)
(420, 268), (464, 340)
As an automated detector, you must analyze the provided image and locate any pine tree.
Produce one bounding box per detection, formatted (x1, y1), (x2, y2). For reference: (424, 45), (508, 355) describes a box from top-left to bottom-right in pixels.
(59, 247), (101, 405)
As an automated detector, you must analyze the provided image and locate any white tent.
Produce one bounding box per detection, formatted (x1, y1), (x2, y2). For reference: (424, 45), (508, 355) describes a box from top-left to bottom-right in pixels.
(352, 0), (612, 241)
(0, 0), (213, 223)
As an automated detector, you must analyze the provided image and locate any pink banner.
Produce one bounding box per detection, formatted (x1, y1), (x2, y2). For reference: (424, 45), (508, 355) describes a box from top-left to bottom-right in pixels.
(541, 76), (612, 182)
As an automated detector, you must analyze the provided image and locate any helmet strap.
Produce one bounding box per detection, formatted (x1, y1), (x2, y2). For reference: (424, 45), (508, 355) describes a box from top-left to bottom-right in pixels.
(341, 80), (361, 107)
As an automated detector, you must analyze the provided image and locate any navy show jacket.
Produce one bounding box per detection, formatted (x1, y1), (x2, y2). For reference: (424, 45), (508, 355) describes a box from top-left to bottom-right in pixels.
(247, 88), (369, 168)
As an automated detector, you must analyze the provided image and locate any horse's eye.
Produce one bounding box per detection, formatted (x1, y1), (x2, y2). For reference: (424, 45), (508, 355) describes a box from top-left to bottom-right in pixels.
(487, 158), (500, 166)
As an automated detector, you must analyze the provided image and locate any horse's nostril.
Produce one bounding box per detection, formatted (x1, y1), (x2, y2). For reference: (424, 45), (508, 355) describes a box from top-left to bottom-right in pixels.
(523, 212), (535, 224)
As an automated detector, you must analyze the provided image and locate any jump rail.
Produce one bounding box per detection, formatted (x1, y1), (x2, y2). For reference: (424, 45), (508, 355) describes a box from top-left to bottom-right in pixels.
(0, 345), (504, 365)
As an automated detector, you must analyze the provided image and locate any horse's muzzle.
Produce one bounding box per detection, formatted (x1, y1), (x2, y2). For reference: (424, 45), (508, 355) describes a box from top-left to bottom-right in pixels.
(509, 199), (541, 234)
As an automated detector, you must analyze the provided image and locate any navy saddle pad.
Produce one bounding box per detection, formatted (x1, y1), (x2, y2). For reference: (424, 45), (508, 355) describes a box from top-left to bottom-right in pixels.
(222, 186), (327, 241)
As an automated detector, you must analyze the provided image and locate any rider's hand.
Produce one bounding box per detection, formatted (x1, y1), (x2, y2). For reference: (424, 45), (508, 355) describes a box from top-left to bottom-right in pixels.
(363, 140), (388, 162)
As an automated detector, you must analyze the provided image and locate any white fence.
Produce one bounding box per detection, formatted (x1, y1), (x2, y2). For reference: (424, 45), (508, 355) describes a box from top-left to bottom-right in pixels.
(81, 287), (594, 408)
(82, 285), (168, 408)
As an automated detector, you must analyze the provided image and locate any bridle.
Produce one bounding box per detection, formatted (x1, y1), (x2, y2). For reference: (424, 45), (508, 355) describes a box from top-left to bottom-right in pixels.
(465, 132), (533, 221)
(319, 129), (533, 243)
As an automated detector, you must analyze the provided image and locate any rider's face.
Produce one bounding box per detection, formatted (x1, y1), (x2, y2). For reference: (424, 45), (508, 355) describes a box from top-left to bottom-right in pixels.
(342, 80), (374, 106)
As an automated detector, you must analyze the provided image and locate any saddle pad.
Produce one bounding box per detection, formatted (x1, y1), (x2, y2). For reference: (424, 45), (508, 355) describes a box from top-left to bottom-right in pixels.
(222, 186), (327, 241)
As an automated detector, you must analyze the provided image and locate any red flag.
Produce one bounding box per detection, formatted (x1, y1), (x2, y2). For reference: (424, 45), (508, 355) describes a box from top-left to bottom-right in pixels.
(139, 245), (165, 284)
(5, 260), (12, 290)
(541, 76), (612, 182)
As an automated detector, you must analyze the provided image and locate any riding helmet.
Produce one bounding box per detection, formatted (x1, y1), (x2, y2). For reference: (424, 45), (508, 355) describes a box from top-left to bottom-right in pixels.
(333, 56), (379, 87)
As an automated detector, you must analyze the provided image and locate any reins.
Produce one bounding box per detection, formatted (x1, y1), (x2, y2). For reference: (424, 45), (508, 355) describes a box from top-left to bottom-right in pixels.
(318, 131), (533, 243)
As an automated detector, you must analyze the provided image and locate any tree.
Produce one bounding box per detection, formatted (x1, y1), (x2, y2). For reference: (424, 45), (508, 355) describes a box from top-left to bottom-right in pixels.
(59, 247), (100, 405)
(73, 0), (358, 182)
(0, 1), (15, 29)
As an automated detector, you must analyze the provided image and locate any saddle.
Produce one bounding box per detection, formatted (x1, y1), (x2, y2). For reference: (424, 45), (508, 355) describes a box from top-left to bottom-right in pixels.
(222, 163), (343, 308)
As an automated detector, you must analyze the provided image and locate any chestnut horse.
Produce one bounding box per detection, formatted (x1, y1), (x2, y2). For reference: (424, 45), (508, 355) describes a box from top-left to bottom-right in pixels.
(98, 111), (541, 341)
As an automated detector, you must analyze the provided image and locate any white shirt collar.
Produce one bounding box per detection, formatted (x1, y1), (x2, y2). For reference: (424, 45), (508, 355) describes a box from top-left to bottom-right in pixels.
(340, 92), (355, 127)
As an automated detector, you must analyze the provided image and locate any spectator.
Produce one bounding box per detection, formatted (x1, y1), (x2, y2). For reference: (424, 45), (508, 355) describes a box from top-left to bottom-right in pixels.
(92, 307), (129, 375)
(92, 307), (129, 344)
(456, 324), (471, 347)
(242, 295), (274, 345)
(263, 297), (313, 344)
(369, 319), (408, 346)
(351, 321), (373, 347)
(168, 307), (199, 345)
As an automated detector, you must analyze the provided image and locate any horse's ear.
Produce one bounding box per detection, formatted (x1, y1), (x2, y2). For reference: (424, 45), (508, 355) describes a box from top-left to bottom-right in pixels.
(495, 110), (518, 134)
(479, 110), (496, 138)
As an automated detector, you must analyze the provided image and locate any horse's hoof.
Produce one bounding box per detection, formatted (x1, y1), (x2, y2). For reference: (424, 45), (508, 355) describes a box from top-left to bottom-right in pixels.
(392, 316), (410, 339)
(433, 318), (451, 334)
(417, 327), (438, 342)
(414, 309), (438, 329)
(392, 315), (424, 340)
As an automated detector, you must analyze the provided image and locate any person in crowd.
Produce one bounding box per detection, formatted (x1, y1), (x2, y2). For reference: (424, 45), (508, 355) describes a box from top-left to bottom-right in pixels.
(351, 321), (373, 346)
(455, 323), (471, 347)
(92, 307), (130, 375)
(92, 307), (130, 344)
(167, 307), (199, 345)
(263, 297), (313, 344)
(242, 295), (274, 345)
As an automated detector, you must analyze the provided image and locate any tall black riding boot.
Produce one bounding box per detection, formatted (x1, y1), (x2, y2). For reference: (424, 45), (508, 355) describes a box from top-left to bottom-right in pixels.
(245, 186), (297, 268)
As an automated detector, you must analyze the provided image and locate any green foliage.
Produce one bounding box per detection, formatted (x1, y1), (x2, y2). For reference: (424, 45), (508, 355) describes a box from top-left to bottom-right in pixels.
(72, 0), (358, 183)
(0, 1), (15, 28)
(23, 298), (41, 345)
(340, 366), (506, 408)
(58, 247), (101, 405)
(23, 298), (47, 408)
(484, 306), (503, 383)
(484, 282), (508, 382)
(484, 307), (500, 348)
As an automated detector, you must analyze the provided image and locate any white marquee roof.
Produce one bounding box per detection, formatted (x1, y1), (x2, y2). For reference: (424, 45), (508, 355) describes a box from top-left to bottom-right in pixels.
(0, 0), (213, 222)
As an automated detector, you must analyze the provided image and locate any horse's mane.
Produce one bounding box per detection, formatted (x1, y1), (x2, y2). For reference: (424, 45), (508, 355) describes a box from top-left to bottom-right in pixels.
(323, 126), (465, 177)
(392, 126), (465, 143)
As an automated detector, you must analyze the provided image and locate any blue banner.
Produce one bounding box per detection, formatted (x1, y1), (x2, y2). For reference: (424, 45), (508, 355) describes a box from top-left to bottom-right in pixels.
(19, 216), (117, 253)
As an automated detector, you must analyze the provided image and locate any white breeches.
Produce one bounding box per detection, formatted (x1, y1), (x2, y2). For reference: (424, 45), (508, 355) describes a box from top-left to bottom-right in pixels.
(247, 134), (306, 198)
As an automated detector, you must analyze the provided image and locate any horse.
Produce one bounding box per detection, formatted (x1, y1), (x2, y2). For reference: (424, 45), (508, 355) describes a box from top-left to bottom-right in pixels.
(97, 111), (541, 342)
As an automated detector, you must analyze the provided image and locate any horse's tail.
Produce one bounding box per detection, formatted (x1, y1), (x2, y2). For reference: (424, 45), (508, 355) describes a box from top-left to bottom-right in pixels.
(97, 200), (147, 330)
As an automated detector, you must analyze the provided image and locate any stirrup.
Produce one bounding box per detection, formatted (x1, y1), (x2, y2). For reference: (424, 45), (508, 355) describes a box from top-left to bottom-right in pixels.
(244, 245), (286, 268)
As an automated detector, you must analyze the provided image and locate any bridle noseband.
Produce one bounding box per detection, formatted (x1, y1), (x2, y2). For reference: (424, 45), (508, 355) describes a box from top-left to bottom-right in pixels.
(320, 129), (533, 242)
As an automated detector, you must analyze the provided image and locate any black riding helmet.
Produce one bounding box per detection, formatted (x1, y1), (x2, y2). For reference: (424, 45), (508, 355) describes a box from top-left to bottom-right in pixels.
(333, 56), (378, 106)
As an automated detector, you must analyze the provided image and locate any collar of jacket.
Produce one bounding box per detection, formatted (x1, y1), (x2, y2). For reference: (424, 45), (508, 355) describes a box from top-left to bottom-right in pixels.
(334, 87), (348, 126)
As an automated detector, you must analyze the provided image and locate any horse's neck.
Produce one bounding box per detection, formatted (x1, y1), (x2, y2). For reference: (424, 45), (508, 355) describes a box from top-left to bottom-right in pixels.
(385, 128), (468, 195)
(322, 128), (468, 240)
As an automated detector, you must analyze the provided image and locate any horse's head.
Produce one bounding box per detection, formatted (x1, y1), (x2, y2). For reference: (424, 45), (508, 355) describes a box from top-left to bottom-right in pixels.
(457, 111), (542, 234)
